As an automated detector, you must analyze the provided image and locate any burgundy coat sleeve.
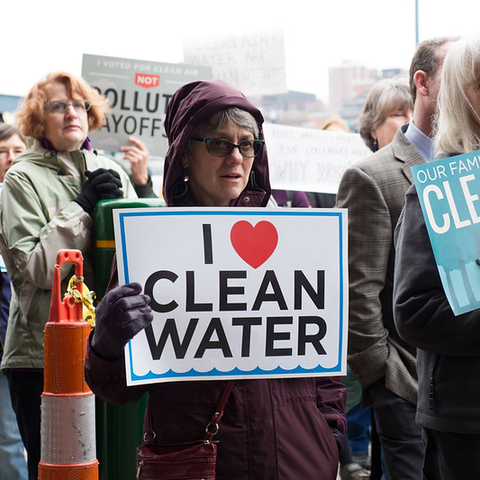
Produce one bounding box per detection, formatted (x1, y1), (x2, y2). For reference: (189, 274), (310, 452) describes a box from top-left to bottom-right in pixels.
(85, 334), (147, 405)
(316, 376), (347, 435)
(292, 190), (311, 207)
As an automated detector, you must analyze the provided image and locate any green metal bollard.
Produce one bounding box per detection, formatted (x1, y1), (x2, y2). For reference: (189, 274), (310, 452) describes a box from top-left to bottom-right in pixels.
(94, 198), (165, 480)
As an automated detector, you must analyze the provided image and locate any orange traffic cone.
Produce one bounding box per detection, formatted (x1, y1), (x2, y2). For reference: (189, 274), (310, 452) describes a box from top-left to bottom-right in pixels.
(38, 249), (99, 480)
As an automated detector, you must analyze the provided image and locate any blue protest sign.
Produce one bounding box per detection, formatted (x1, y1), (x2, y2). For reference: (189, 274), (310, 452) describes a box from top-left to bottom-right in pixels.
(412, 151), (480, 315)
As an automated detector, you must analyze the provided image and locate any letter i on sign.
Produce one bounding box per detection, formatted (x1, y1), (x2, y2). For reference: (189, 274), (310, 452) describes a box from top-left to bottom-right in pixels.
(203, 224), (213, 264)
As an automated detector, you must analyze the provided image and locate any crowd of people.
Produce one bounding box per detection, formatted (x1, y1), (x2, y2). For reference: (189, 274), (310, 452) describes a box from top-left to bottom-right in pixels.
(1, 31), (480, 480)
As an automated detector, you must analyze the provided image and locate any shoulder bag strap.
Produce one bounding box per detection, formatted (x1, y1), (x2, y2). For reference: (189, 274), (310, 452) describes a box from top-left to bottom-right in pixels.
(204, 380), (236, 441)
(143, 380), (236, 444)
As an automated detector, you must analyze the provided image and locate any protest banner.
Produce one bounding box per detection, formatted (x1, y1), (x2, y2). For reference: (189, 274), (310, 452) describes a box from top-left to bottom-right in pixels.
(183, 30), (287, 96)
(113, 207), (348, 385)
(81, 54), (212, 156)
(264, 123), (371, 193)
(412, 150), (480, 315)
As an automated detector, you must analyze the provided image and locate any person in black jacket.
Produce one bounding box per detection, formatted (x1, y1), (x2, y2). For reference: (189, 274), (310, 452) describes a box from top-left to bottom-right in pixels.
(394, 33), (480, 479)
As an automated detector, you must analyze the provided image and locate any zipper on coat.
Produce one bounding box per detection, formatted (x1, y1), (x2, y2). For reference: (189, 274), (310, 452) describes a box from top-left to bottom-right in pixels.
(429, 356), (440, 410)
(136, 459), (144, 478)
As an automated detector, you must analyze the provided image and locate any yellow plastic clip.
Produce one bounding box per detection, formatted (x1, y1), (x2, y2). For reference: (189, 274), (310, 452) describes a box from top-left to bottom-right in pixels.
(66, 275), (96, 327)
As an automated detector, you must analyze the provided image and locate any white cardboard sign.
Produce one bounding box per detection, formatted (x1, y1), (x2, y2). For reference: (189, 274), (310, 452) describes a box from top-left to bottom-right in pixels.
(264, 123), (371, 193)
(113, 207), (348, 385)
(183, 30), (287, 96)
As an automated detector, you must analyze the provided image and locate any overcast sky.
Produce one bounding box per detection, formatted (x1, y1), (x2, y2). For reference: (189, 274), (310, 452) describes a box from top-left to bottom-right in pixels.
(3, 0), (478, 104)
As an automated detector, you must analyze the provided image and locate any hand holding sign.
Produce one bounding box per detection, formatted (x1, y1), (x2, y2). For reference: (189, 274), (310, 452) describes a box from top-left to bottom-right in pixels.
(91, 282), (153, 360)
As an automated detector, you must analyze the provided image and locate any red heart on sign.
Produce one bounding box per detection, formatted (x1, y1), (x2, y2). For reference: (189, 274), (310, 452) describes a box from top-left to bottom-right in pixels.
(230, 221), (278, 269)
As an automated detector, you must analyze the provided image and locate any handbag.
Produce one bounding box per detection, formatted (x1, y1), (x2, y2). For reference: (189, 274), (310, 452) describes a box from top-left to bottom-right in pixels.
(136, 380), (235, 479)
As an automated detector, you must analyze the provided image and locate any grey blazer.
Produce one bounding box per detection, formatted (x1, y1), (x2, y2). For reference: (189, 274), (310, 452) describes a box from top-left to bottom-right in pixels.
(336, 125), (425, 406)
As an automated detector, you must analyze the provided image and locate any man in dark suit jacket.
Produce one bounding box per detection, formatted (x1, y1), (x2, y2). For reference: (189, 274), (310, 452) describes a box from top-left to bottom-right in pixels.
(336, 37), (457, 480)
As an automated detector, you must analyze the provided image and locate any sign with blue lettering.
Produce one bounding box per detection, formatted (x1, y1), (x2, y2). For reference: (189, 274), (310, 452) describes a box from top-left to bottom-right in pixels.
(113, 207), (348, 385)
(412, 150), (480, 315)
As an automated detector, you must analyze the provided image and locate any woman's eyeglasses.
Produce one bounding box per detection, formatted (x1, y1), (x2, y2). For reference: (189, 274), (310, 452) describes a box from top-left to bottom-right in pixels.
(191, 138), (264, 158)
(44, 100), (92, 114)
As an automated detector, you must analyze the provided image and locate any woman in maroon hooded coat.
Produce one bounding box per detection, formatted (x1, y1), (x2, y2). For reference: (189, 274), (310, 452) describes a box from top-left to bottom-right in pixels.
(85, 79), (346, 479)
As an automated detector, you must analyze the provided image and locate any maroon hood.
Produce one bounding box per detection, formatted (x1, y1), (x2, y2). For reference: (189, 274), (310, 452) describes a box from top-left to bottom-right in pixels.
(162, 79), (270, 206)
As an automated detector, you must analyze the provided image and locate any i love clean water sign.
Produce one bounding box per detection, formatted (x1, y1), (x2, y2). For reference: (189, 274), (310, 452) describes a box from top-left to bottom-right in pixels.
(113, 207), (348, 385)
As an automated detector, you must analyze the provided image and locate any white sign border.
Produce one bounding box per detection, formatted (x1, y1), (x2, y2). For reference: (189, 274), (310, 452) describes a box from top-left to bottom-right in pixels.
(114, 207), (348, 384)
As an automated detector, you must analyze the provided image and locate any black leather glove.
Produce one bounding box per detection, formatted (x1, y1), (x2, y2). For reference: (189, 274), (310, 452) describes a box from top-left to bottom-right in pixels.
(90, 282), (153, 360)
(74, 168), (124, 213)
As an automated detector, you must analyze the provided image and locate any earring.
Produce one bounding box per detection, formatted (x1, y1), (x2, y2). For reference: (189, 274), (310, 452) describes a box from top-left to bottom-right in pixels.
(373, 138), (378, 152)
(172, 169), (189, 199)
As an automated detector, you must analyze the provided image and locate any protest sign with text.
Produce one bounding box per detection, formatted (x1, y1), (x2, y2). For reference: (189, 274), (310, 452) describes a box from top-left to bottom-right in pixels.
(183, 30), (287, 96)
(264, 123), (371, 193)
(412, 150), (480, 315)
(82, 54), (212, 156)
(113, 207), (348, 385)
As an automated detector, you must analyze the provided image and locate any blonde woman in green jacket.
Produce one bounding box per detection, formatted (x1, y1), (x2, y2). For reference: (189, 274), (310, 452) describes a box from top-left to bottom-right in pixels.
(0, 71), (137, 480)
